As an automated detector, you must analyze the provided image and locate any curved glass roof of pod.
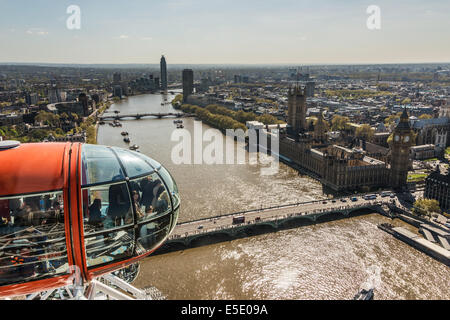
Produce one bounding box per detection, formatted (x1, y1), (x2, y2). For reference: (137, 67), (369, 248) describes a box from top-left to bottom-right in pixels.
(81, 144), (127, 186)
(111, 147), (155, 178)
(81, 144), (167, 185)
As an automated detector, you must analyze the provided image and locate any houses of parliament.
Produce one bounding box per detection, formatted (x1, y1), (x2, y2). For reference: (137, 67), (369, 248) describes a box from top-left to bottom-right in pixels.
(278, 85), (413, 192)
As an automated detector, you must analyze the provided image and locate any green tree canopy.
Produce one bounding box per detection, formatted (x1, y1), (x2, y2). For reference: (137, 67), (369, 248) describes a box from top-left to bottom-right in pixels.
(413, 198), (441, 216)
(384, 112), (403, 126)
(257, 114), (282, 125)
(35, 111), (60, 127)
(330, 115), (350, 131)
(401, 98), (411, 105)
(355, 124), (375, 140)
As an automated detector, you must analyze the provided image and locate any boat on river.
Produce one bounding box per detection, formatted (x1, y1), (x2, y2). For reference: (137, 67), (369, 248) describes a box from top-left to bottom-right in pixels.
(129, 144), (139, 150)
(353, 288), (374, 300)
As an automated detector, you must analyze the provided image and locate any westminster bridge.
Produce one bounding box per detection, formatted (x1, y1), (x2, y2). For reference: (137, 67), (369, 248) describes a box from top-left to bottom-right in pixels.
(154, 193), (400, 255)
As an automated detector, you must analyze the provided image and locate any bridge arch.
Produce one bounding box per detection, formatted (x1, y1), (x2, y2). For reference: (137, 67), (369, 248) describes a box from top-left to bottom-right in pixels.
(314, 210), (346, 223)
(242, 223), (278, 235)
(346, 206), (378, 217)
(277, 215), (316, 229)
(156, 240), (188, 254)
(188, 232), (234, 247)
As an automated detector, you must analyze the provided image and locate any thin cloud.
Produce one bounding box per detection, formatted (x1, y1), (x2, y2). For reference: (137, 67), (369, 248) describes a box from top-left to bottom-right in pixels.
(26, 28), (49, 36)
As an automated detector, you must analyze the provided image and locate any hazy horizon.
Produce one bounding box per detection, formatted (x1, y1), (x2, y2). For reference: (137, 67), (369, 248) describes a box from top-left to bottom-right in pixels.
(1, 0), (449, 65)
(1, 61), (449, 68)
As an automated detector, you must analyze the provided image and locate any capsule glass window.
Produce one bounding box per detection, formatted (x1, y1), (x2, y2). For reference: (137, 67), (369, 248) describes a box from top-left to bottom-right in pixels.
(112, 147), (154, 179)
(129, 173), (172, 223)
(81, 182), (135, 268)
(0, 191), (68, 286)
(81, 144), (126, 186)
(157, 165), (180, 209)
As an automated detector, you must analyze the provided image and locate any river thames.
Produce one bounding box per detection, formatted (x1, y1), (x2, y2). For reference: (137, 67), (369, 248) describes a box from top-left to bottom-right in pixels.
(97, 93), (449, 300)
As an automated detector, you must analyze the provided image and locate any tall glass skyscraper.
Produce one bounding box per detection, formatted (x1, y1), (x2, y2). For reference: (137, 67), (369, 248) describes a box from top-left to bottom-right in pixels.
(160, 55), (167, 91)
(182, 69), (194, 102)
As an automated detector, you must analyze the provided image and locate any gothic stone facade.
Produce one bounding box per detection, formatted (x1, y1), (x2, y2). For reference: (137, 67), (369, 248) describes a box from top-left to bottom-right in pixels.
(278, 86), (410, 192)
(425, 169), (450, 211)
(279, 134), (389, 192)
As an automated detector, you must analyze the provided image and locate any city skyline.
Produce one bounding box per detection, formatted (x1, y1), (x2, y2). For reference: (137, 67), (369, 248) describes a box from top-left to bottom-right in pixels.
(0, 0), (449, 65)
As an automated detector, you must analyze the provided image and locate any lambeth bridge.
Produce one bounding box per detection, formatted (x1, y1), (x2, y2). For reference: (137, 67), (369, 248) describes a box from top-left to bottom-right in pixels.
(154, 194), (399, 255)
(99, 112), (195, 121)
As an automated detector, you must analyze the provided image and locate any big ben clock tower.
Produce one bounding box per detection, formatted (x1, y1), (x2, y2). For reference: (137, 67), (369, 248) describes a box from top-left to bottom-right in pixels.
(390, 108), (413, 189)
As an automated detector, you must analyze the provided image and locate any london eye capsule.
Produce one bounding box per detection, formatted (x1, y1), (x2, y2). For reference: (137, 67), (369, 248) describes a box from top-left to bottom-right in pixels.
(0, 141), (180, 298)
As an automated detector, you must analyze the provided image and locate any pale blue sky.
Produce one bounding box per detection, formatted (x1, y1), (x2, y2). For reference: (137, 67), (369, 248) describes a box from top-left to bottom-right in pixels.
(0, 0), (449, 64)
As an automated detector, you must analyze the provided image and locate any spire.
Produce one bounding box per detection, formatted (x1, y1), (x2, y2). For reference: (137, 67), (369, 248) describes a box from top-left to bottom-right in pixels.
(396, 106), (411, 130)
(317, 111), (324, 124)
(400, 106), (408, 120)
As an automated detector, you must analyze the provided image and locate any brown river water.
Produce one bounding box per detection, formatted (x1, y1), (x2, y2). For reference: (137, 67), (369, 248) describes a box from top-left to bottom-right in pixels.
(97, 93), (449, 300)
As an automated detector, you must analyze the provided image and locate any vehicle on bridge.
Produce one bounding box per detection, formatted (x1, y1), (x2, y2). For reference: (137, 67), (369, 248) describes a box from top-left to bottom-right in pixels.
(129, 144), (139, 151)
(0, 141), (180, 298)
(351, 197), (358, 202)
(232, 216), (245, 224)
(363, 194), (377, 200)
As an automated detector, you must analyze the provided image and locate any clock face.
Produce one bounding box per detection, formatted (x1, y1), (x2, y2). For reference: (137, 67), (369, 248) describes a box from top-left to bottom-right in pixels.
(404, 135), (410, 143)
(394, 135), (400, 142)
